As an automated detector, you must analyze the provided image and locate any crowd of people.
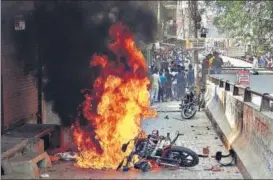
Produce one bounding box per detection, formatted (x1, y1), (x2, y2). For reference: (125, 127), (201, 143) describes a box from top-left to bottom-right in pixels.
(148, 49), (225, 104)
(149, 64), (195, 104)
(246, 53), (273, 69)
(201, 51), (224, 75)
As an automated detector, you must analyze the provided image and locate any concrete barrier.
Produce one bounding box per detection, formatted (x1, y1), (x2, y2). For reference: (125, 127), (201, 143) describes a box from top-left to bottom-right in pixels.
(205, 77), (273, 179)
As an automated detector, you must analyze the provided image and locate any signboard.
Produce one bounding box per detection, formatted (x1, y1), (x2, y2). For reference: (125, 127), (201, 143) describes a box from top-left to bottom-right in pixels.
(14, 19), (26, 31)
(236, 70), (250, 86)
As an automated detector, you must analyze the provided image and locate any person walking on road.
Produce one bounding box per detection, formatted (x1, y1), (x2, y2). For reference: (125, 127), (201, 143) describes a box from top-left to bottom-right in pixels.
(150, 69), (161, 104)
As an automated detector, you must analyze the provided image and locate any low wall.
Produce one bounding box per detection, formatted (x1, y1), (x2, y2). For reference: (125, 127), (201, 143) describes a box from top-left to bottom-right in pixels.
(205, 78), (273, 179)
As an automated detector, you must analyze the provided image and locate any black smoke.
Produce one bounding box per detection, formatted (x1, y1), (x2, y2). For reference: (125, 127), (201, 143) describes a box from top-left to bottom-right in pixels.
(11, 1), (157, 127)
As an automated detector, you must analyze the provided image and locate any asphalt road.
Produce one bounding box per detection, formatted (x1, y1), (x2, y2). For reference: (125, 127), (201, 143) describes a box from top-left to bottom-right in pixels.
(35, 101), (243, 179)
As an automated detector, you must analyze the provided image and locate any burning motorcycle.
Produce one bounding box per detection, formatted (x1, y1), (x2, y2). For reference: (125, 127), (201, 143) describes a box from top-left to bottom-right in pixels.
(117, 130), (199, 172)
(180, 87), (198, 119)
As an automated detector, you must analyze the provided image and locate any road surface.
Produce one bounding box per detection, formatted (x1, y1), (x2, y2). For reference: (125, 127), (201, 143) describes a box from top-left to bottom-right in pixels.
(221, 56), (252, 68)
(36, 101), (242, 179)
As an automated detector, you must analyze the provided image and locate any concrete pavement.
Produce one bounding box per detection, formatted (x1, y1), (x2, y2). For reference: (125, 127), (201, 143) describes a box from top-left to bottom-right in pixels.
(36, 101), (242, 179)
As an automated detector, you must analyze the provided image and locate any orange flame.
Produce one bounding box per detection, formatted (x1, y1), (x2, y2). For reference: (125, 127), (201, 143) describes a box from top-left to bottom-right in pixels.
(72, 22), (157, 169)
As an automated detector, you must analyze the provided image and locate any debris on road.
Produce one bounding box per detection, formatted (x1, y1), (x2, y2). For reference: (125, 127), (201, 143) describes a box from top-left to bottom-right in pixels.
(55, 152), (77, 161)
(49, 155), (61, 162)
(40, 174), (50, 178)
(198, 154), (209, 158)
(204, 165), (222, 172)
(203, 146), (210, 155)
(211, 165), (222, 172)
(165, 115), (169, 119)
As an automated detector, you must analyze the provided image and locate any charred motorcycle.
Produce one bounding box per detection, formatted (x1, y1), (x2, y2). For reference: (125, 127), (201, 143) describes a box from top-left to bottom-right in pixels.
(117, 130), (199, 172)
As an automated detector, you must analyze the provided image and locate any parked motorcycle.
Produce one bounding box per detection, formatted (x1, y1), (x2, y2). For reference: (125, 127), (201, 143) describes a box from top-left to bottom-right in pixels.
(117, 130), (199, 172)
(180, 87), (198, 119)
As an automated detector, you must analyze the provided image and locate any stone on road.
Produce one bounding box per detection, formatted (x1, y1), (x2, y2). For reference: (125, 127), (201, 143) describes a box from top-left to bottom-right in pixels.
(39, 101), (243, 179)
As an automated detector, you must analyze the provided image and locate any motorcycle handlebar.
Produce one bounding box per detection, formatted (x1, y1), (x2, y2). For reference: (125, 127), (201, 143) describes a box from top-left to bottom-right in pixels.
(171, 132), (183, 144)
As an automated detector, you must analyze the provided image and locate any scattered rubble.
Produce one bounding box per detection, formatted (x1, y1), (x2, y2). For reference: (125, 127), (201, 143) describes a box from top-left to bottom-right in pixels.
(204, 165), (222, 172)
(40, 173), (50, 178)
(49, 155), (61, 162)
(55, 152), (77, 161)
(203, 146), (210, 155)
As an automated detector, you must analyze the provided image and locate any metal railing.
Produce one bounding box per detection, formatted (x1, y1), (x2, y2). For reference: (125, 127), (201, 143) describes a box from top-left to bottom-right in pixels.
(208, 75), (273, 112)
(203, 67), (273, 75)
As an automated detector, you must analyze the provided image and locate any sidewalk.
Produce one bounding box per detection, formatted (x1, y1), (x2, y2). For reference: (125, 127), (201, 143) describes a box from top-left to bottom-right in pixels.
(38, 101), (243, 179)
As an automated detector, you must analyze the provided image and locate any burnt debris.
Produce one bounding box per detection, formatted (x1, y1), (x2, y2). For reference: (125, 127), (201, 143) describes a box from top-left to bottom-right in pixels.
(10, 1), (157, 126)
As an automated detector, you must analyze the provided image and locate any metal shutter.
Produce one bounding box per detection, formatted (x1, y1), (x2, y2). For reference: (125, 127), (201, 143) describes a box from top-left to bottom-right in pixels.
(1, 1), (38, 131)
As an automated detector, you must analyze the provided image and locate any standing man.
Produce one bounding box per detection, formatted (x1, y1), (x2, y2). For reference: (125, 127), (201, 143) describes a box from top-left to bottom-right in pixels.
(212, 51), (223, 74)
(176, 66), (186, 101)
(187, 64), (195, 88)
(165, 69), (173, 101)
(158, 71), (167, 102)
(150, 69), (161, 104)
(201, 54), (212, 84)
(252, 55), (259, 70)
(170, 67), (178, 100)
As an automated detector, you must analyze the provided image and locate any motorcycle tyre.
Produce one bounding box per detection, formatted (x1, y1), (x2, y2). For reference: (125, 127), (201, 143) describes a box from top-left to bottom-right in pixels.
(163, 146), (199, 167)
(181, 105), (197, 119)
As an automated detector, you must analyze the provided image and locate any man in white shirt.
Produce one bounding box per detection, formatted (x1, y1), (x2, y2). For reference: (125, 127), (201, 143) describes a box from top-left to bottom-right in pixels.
(150, 69), (161, 104)
(252, 56), (259, 70)
(170, 69), (178, 100)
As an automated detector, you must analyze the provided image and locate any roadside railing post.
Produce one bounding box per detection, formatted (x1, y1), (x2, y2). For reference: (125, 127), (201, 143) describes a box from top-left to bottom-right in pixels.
(225, 81), (230, 91)
(233, 86), (239, 96)
(260, 93), (270, 111)
(219, 79), (224, 88)
(243, 87), (252, 102)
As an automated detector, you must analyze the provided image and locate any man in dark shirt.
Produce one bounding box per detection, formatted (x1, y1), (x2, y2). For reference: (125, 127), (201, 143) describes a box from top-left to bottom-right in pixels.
(165, 69), (173, 101)
(212, 52), (223, 74)
(201, 54), (212, 85)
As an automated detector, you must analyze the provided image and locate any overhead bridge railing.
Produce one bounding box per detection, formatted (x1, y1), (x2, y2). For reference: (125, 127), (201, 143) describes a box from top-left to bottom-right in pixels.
(208, 75), (273, 112)
(221, 67), (273, 70)
(203, 67), (273, 75)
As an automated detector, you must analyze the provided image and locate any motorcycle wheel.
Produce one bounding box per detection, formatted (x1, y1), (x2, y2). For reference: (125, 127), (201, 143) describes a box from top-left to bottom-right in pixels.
(163, 146), (199, 167)
(181, 104), (197, 119)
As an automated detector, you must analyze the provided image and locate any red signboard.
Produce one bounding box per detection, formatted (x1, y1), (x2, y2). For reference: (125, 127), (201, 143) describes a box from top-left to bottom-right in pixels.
(236, 70), (250, 86)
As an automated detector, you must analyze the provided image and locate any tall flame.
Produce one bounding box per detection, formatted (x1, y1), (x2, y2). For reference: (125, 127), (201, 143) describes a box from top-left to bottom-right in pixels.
(72, 22), (157, 169)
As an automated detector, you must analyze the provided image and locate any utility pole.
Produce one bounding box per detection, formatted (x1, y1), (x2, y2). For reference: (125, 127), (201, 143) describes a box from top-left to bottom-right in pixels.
(188, 0), (192, 41)
(182, 8), (185, 39)
(190, 0), (200, 92)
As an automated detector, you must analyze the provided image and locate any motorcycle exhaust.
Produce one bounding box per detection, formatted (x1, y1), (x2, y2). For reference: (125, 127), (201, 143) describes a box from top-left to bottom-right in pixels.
(155, 157), (180, 164)
(158, 162), (179, 167)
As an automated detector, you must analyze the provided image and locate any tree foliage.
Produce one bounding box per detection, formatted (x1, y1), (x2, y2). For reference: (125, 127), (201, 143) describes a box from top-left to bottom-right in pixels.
(206, 0), (273, 52)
